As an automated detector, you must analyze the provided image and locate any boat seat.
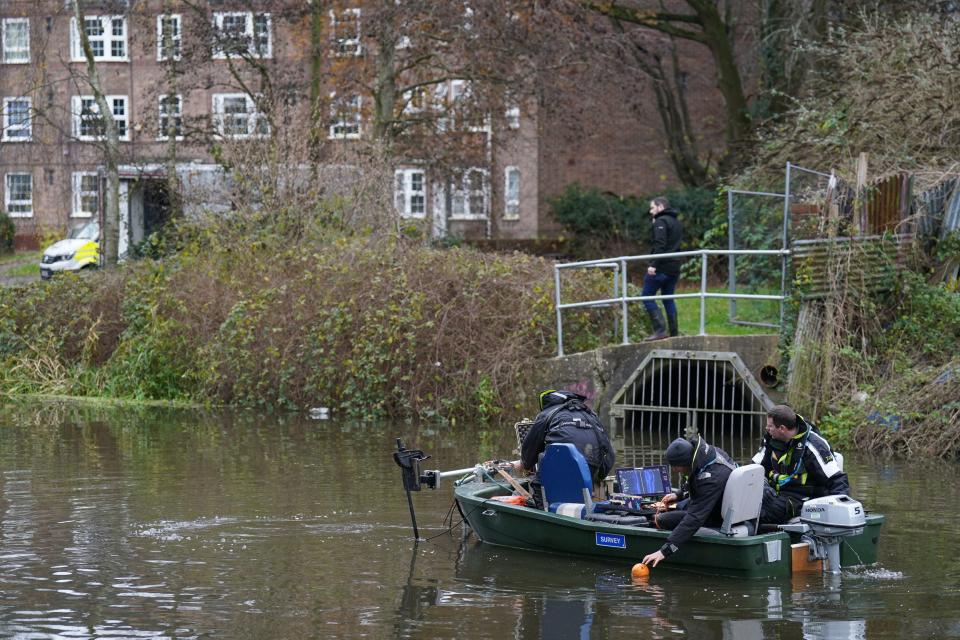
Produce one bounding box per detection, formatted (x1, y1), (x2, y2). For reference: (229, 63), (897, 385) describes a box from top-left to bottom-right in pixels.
(695, 463), (764, 538)
(538, 443), (595, 513)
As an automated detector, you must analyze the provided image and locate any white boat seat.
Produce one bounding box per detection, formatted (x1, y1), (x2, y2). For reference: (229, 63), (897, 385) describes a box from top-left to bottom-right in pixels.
(694, 463), (764, 538)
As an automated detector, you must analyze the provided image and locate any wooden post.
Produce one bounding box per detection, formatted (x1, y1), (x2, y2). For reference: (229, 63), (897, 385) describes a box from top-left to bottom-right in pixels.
(854, 153), (868, 236)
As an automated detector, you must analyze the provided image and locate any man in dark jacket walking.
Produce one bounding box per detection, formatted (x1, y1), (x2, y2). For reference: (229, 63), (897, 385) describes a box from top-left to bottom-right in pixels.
(641, 435), (736, 567)
(643, 196), (683, 340)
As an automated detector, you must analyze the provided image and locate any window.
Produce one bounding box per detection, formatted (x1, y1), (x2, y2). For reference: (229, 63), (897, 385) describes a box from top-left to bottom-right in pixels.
(4, 173), (32, 217)
(156, 14), (181, 61)
(213, 12), (271, 59)
(331, 8), (361, 56)
(158, 94), (183, 140)
(451, 168), (488, 219)
(394, 169), (425, 218)
(504, 166), (520, 219)
(212, 93), (269, 138)
(2, 98), (32, 141)
(401, 87), (427, 116)
(70, 16), (127, 61)
(436, 79), (485, 132)
(72, 95), (129, 141)
(505, 105), (520, 130)
(72, 172), (99, 218)
(2, 18), (29, 63)
(328, 93), (361, 139)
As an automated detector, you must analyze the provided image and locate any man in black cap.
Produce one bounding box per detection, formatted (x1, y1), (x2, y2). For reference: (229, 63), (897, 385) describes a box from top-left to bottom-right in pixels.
(641, 434), (736, 567)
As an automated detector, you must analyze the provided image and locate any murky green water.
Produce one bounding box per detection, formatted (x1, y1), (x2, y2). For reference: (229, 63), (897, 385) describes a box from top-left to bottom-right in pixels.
(0, 401), (957, 639)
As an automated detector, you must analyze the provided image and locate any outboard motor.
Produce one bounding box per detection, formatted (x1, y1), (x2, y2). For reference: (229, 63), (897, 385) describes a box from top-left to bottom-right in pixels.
(779, 495), (866, 574)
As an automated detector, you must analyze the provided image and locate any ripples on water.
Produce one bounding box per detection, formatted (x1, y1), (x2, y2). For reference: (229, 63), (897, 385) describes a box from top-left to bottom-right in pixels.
(0, 402), (957, 638)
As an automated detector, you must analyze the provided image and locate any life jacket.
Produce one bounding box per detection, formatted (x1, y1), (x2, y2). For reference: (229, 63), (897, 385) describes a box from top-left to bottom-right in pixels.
(765, 417), (824, 497)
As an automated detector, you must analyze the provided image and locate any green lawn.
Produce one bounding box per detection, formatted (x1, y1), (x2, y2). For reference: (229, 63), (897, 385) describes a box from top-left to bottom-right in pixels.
(674, 287), (781, 336)
(3, 251), (42, 277)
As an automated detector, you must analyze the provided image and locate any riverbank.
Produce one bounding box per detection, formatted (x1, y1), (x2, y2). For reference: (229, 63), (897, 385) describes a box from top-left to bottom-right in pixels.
(0, 229), (609, 422)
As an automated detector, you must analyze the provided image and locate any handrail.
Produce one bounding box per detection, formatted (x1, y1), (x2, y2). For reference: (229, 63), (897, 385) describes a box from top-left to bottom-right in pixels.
(554, 248), (790, 356)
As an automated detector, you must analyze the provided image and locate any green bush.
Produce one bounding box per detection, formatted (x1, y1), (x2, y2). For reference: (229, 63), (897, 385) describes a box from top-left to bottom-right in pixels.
(0, 211), (15, 254)
(549, 183), (646, 256)
(0, 224), (615, 422)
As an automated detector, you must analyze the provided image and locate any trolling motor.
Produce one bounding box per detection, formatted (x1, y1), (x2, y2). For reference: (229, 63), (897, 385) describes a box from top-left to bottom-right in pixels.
(779, 495), (866, 574)
(393, 438), (479, 540)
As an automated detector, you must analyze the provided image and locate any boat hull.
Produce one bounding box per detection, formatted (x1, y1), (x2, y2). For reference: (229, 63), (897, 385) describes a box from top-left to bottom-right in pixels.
(454, 481), (884, 578)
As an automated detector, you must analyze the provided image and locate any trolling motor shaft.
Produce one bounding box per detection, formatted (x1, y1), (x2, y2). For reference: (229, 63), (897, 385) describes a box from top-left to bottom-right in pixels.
(393, 439), (430, 540)
(393, 438), (482, 540)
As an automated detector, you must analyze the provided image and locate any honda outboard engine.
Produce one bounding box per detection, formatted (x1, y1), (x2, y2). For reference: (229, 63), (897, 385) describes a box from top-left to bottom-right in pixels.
(780, 495), (866, 574)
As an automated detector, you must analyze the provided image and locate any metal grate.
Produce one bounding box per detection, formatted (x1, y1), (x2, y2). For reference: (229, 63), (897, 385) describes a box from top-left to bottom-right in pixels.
(608, 350), (774, 477)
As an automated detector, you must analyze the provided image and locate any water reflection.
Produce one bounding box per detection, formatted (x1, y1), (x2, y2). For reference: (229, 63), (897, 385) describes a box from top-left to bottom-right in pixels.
(0, 400), (956, 638)
(390, 539), (895, 640)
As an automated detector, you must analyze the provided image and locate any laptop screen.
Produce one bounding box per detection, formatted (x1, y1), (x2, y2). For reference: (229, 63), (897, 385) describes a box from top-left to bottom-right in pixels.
(615, 465), (672, 498)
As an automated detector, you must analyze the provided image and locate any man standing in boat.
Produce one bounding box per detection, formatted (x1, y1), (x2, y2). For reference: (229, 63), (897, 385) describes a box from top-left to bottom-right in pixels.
(641, 435), (736, 567)
(754, 404), (850, 525)
(519, 390), (615, 503)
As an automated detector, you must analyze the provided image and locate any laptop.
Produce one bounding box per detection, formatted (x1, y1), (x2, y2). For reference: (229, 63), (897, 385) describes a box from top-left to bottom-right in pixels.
(614, 465), (672, 499)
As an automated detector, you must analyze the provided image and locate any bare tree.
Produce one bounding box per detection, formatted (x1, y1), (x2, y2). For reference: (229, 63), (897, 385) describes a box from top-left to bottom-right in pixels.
(72, 0), (123, 265)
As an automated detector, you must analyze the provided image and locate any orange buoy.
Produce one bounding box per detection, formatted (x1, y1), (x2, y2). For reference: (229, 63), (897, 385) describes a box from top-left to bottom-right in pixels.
(631, 563), (650, 580)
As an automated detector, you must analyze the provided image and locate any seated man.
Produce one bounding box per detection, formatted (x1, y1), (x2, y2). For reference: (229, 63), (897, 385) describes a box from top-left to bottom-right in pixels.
(754, 404), (850, 525)
(642, 435), (736, 567)
(519, 389), (615, 499)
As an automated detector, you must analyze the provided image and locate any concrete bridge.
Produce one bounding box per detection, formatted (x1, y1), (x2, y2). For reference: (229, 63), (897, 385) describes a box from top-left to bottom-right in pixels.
(538, 335), (782, 464)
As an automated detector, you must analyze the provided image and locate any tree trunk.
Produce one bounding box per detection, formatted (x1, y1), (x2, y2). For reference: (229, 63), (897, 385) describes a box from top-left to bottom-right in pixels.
(73, 0), (121, 265)
(372, 18), (397, 142)
(691, 1), (751, 152)
(309, 2), (326, 156)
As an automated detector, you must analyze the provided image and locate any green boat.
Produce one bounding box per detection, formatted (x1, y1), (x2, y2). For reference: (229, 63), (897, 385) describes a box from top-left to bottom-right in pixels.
(454, 477), (884, 579)
(394, 439), (884, 579)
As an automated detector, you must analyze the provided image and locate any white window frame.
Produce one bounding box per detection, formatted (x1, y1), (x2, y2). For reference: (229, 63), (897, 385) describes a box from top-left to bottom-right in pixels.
(2, 18), (30, 64)
(157, 94), (183, 141)
(2, 97), (32, 142)
(328, 93), (361, 140)
(70, 16), (128, 62)
(4, 172), (32, 218)
(72, 95), (130, 141)
(504, 166), (520, 220)
(505, 105), (520, 130)
(156, 13), (182, 61)
(330, 8), (361, 57)
(72, 172), (99, 219)
(212, 93), (270, 139)
(450, 167), (489, 220)
(394, 169), (426, 219)
(212, 12), (272, 59)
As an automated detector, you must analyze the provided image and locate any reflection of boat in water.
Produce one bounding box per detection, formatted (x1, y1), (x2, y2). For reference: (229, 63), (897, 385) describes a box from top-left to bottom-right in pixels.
(395, 540), (877, 640)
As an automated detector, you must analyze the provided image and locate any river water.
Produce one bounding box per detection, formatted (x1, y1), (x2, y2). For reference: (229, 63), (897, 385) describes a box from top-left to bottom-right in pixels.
(0, 401), (956, 639)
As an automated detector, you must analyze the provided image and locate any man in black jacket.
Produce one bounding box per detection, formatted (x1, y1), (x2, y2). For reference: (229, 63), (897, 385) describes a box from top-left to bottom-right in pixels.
(520, 389), (615, 492)
(641, 435), (735, 567)
(643, 197), (683, 340)
(754, 404), (851, 524)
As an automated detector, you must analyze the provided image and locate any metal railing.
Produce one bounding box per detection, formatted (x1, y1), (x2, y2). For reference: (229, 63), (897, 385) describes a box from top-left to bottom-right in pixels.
(554, 248), (790, 357)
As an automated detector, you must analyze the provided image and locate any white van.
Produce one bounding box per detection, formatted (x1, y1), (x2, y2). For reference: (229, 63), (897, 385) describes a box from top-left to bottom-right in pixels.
(39, 220), (100, 280)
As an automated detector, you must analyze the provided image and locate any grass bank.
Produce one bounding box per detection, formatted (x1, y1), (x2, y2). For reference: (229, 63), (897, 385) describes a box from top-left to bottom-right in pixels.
(0, 227), (623, 422)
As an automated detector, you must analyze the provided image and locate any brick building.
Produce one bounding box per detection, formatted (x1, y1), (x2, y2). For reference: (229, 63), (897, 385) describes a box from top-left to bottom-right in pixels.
(0, 1), (724, 250)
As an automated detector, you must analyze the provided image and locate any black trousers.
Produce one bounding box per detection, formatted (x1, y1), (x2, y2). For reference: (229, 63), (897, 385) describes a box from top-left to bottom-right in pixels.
(759, 485), (804, 525)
